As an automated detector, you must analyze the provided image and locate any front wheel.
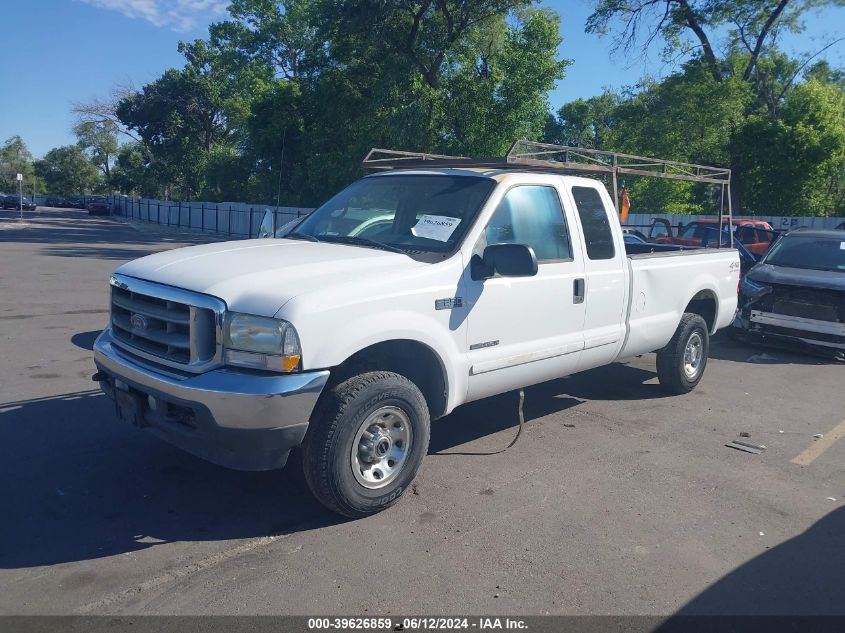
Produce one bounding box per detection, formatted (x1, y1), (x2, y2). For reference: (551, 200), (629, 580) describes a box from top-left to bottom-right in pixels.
(302, 371), (430, 518)
(656, 313), (709, 395)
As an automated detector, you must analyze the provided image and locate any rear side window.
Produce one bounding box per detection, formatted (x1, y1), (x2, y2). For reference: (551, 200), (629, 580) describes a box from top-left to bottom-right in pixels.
(485, 186), (572, 262)
(572, 186), (615, 260)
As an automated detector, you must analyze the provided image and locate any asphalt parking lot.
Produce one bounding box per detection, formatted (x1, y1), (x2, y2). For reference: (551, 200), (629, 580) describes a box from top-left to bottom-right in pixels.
(1, 207), (843, 616)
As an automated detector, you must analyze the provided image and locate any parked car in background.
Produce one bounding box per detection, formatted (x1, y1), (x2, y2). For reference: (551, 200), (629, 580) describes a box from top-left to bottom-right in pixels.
(732, 229), (845, 361)
(637, 219), (758, 273)
(622, 227), (649, 243)
(623, 231), (648, 245)
(652, 218), (777, 256)
(836, 221), (845, 230)
(45, 196), (69, 208)
(86, 196), (112, 215)
(2, 195), (37, 210)
(66, 196), (86, 209)
(734, 223), (780, 257)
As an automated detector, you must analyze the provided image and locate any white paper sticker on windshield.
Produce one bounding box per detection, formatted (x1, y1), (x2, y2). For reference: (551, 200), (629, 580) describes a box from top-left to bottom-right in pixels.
(841, 241), (845, 250)
(412, 215), (461, 242)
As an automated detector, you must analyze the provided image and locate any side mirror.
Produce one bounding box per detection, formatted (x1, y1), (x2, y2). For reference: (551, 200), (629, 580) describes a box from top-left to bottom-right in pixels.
(472, 243), (538, 280)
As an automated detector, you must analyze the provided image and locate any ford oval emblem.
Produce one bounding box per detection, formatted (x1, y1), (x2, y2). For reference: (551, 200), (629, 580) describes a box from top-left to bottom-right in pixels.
(130, 313), (149, 331)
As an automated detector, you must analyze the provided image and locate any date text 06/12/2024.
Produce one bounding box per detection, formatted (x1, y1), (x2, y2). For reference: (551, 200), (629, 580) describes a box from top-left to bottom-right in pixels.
(307, 617), (528, 630)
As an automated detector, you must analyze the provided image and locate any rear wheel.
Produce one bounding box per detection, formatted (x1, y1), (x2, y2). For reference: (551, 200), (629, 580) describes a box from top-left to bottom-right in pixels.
(656, 313), (709, 395)
(302, 371), (430, 518)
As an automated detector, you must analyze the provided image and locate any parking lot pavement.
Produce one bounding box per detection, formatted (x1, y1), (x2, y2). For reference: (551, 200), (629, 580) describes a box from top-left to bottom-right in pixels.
(1, 207), (843, 616)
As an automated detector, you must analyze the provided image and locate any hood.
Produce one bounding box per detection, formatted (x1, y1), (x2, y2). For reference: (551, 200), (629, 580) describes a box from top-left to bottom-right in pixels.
(748, 262), (845, 292)
(116, 238), (424, 316)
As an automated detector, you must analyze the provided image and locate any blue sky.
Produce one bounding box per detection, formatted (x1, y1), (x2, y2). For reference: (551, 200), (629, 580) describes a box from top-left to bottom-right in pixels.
(1, 0), (843, 157)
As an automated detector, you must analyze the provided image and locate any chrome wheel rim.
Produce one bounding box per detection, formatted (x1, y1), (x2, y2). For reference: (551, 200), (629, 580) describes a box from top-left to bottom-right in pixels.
(684, 331), (704, 379)
(351, 406), (413, 489)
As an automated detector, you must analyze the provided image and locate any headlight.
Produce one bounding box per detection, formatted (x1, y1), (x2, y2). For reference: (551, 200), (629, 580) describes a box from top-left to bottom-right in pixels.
(223, 312), (301, 372)
(740, 276), (770, 294)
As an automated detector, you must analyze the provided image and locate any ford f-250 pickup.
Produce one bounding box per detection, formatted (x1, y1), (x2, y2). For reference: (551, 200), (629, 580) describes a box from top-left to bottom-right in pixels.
(93, 143), (740, 518)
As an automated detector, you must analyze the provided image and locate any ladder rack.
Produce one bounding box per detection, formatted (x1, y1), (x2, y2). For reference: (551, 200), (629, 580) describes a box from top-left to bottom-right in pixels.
(362, 140), (734, 240)
(363, 141), (730, 185)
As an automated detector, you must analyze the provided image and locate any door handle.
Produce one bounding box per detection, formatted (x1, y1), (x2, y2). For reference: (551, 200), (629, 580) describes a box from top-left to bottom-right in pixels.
(573, 278), (585, 304)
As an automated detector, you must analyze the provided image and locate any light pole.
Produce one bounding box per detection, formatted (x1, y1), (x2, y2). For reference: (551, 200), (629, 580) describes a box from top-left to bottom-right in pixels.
(16, 173), (23, 221)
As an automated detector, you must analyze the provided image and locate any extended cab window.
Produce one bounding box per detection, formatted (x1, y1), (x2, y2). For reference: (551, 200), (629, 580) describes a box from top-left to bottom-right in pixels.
(485, 186), (572, 262)
(572, 186), (615, 260)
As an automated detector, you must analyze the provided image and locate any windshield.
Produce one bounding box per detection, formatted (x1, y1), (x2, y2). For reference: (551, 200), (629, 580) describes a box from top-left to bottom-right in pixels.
(289, 174), (495, 253)
(764, 235), (845, 271)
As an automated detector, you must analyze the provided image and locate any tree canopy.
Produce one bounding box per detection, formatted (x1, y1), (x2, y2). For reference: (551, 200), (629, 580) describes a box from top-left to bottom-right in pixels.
(34, 145), (101, 195)
(13, 0), (845, 217)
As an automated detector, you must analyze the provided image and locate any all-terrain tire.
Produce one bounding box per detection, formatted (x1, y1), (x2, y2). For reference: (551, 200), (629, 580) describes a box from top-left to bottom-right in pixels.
(656, 313), (709, 395)
(302, 371), (430, 518)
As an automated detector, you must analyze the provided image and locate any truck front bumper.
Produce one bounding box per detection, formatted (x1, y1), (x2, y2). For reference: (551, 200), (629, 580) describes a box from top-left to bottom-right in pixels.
(93, 328), (330, 470)
(732, 310), (845, 360)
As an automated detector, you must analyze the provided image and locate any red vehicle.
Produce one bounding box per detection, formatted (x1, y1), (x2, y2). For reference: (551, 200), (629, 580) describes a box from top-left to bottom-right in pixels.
(649, 218), (777, 257)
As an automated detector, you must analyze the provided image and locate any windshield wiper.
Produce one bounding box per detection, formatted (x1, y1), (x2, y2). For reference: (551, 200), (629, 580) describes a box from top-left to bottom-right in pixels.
(318, 235), (410, 256)
(285, 231), (321, 243)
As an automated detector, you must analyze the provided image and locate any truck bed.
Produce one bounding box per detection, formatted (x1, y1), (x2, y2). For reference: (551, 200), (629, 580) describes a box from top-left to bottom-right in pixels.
(618, 246), (739, 359)
(625, 242), (707, 257)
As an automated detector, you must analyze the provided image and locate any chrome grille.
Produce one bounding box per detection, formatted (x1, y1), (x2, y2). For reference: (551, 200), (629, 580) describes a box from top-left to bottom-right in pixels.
(109, 274), (224, 373)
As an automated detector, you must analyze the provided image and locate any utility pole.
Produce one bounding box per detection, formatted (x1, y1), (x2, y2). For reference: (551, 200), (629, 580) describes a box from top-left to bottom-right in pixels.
(16, 173), (23, 221)
(276, 127), (286, 208)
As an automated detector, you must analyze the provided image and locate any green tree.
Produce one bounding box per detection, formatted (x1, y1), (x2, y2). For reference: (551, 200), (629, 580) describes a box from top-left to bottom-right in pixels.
(545, 91), (621, 148)
(34, 145), (102, 195)
(74, 120), (119, 177)
(0, 136), (35, 192)
(109, 142), (164, 198)
(199, 0), (568, 204)
(116, 63), (234, 199)
(586, 0), (843, 85)
(732, 79), (845, 215)
(585, 0), (845, 212)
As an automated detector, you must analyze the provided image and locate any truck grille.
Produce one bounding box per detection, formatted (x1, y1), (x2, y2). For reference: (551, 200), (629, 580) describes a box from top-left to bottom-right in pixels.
(109, 276), (223, 372)
(768, 285), (844, 324)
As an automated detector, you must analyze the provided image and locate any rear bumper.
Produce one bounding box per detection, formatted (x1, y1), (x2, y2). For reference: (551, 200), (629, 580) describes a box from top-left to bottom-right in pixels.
(94, 328), (330, 470)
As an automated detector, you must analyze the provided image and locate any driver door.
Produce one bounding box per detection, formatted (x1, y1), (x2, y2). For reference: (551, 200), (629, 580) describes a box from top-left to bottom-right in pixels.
(464, 184), (586, 402)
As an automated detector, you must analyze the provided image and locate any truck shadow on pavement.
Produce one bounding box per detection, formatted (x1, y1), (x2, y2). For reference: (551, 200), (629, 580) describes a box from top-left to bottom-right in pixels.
(0, 362), (665, 568)
(430, 362), (666, 453)
(0, 390), (339, 569)
(71, 330), (100, 351)
(658, 507), (845, 620)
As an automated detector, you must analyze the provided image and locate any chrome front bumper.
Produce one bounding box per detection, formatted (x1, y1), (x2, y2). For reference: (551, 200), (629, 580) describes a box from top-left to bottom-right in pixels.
(94, 328), (330, 470)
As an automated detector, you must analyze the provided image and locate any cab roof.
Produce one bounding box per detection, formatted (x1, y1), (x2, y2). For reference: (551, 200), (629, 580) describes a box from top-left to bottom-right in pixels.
(366, 168), (604, 188)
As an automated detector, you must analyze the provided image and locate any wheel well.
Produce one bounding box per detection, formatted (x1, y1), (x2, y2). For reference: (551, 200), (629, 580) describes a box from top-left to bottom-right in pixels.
(328, 340), (448, 419)
(685, 290), (717, 333)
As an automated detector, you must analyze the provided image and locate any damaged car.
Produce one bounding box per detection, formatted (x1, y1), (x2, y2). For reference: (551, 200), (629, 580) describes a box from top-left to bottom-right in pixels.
(732, 229), (845, 360)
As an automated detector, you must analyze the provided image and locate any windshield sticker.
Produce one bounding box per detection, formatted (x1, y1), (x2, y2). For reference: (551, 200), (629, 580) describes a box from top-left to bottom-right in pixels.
(840, 241), (845, 250)
(412, 215), (461, 242)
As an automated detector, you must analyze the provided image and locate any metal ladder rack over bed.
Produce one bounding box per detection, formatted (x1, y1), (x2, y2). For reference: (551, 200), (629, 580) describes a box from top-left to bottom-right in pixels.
(362, 140), (734, 246)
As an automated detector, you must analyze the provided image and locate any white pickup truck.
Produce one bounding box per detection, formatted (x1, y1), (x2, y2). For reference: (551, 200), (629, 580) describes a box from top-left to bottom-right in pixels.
(94, 146), (739, 517)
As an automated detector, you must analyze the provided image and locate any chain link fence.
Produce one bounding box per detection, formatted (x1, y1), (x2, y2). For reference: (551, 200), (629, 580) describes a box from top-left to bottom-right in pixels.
(108, 196), (315, 238)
